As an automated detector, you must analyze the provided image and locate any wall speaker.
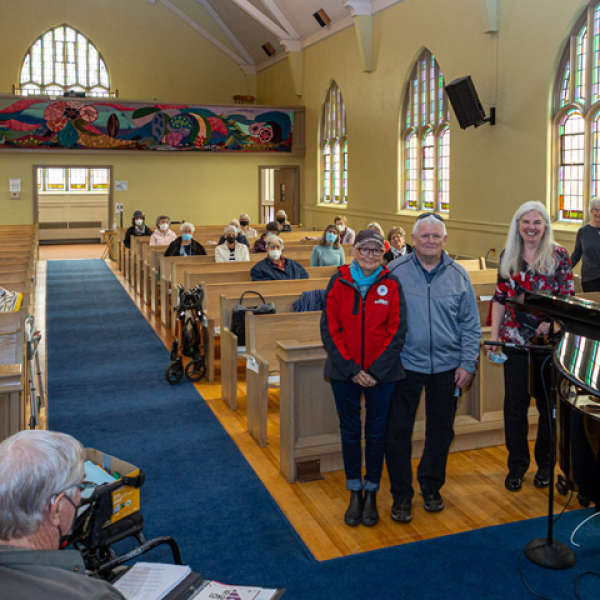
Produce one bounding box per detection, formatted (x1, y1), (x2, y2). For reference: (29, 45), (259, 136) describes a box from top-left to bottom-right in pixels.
(313, 9), (331, 27)
(261, 42), (276, 57)
(444, 76), (495, 129)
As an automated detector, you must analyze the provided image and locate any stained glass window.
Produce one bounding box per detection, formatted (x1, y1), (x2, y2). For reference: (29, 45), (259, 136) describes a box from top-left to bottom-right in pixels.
(320, 81), (348, 204)
(401, 49), (450, 212)
(19, 25), (110, 96)
(553, 2), (600, 221)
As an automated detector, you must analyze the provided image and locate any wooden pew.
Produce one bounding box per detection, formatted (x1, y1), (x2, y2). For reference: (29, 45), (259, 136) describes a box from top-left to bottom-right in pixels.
(244, 311), (322, 447)
(204, 279), (330, 383)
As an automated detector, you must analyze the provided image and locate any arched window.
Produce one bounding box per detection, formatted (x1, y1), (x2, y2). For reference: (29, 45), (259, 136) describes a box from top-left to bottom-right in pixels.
(401, 49), (450, 212)
(320, 81), (348, 204)
(19, 25), (110, 97)
(553, 1), (600, 221)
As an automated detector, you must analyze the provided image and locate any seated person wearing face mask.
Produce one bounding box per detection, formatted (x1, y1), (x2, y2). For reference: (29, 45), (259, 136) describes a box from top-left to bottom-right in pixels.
(164, 222), (207, 256)
(149, 215), (177, 246)
(251, 236), (308, 281)
(217, 219), (249, 247)
(253, 221), (281, 253)
(215, 225), (250, 263)
(238, 214), (258, 239)
(311, 224), (346, 266)
(275, 210), (292, 232)
(123, 210), (152, 249)
(0, 430), (126, 600)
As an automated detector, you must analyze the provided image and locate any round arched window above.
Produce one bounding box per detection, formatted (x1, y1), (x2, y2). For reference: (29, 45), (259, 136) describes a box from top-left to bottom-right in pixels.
(19, 25), (110, 97)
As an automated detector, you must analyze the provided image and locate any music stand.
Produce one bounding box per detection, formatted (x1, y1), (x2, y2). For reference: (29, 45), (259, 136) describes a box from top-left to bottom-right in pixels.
(503, 291), (600, 569)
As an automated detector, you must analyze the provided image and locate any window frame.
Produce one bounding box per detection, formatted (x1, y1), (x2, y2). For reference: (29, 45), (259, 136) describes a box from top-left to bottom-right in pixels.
(319, 81), (348, 206)
(400, 49), (450, 213)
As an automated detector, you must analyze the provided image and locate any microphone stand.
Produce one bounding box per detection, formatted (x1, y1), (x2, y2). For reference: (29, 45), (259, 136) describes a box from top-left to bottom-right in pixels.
(485, 339), (576, 570)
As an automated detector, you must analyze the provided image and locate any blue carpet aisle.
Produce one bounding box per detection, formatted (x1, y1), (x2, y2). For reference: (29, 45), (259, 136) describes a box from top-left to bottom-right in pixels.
(47, 260), (600, 599)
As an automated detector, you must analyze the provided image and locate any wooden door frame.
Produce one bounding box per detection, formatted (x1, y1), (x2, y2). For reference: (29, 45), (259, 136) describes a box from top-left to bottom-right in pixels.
(32, 164), (114, 227)
(257, 165), (300, 225)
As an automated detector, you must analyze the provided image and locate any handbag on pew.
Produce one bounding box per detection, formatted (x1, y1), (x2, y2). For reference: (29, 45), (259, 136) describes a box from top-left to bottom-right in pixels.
(230, 291), (275, 346)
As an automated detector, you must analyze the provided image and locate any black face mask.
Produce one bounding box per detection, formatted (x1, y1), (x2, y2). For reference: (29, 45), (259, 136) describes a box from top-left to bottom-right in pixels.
(240, 220), (249, 226)
(276, 217), (285, 224)
(226, 236), (236, 243)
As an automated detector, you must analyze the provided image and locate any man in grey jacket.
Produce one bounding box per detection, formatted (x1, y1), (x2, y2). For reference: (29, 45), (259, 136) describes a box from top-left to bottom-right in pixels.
(0, 430), (125, 600)
(385, 213), (481, 523)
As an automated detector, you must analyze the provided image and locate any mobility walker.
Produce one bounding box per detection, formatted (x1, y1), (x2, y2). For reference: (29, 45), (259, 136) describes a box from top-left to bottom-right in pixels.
(166, 284), (209, 384)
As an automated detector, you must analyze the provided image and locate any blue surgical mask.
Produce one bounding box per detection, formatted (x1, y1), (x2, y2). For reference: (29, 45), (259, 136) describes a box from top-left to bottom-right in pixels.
(325, 232), (337, 244)
(182, 233), (192, 241)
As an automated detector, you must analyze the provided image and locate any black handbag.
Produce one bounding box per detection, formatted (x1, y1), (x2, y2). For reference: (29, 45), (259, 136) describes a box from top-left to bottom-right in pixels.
(230, 291), (276, 346)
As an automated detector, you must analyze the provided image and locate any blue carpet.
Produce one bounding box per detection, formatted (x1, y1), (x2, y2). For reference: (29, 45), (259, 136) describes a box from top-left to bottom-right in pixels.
(47, 259), (600, 599)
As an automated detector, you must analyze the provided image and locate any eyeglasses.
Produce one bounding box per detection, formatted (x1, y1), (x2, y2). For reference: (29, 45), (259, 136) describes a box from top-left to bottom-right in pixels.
(358, 247), (384, 257)
(416, 212), (444, 222)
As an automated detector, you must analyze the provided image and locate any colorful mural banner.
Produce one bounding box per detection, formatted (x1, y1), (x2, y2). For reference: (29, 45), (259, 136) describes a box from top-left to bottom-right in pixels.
(0, 97), (294, 152)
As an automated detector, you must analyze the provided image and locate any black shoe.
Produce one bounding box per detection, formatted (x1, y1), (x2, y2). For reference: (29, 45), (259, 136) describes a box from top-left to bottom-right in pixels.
(344, 491), (363, 527)
(533, 468), (551, 488)
(362, 491), (379, 526)
(423, 491), (444, 512)
(505, 473), (523, 492)
(391, 498), (412, 523)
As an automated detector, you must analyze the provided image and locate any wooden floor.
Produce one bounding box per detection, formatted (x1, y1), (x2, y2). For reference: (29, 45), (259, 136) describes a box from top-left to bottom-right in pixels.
(41, 245), (576, 562)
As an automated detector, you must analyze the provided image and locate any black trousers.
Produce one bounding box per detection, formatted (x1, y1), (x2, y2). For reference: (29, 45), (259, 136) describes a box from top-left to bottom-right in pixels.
(385, 369), (457, 500)
(582, 277), (600, 292)
(503, 348), (552, 476)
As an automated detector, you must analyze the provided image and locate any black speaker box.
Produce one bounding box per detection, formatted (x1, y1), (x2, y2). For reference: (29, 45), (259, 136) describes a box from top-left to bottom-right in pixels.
(445, 76), (487, 129)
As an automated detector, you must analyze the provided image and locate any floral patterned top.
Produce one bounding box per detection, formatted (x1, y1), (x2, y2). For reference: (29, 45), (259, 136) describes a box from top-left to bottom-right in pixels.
(493, 246), (574, 344)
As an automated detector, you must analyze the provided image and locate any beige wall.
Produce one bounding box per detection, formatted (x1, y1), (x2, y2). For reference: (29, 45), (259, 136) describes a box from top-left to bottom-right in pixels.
(0, 0), (299, 226)
(256, 0), (589, 261)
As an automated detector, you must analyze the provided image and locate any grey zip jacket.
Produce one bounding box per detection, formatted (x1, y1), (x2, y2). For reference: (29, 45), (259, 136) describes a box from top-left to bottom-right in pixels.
(387, 251), (481, 374)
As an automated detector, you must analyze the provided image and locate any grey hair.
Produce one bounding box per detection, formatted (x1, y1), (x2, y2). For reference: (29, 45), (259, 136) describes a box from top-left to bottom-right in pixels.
(499, 201), (556, 278)
(180, 222), (195, 234)
(590, 197), (600, 210)
(266, 235), (284, 250)
(0, 430), (84, 540)
(224, 225), (236, 235)
(412, 215), (447, 236)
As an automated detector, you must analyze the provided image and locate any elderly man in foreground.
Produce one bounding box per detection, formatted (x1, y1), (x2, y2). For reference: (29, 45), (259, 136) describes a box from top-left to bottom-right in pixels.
(385, 213), (481, 523)
(0, 430), (125, 599)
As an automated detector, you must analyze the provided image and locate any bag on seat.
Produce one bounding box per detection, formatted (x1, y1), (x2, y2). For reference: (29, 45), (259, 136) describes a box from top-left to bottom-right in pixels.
(230, 291), (275, 346)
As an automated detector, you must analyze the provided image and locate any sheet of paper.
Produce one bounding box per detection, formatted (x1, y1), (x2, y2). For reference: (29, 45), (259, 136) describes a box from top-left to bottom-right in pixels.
(113, 562), (191, 600)
(191, 580), (278, 600)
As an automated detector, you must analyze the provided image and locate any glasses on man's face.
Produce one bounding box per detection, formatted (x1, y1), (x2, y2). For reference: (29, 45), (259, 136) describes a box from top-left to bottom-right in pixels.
(358, 247), (384, 257)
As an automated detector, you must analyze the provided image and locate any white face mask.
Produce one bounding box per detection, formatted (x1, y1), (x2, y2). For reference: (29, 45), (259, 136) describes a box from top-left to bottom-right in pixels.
(159, 223), (169, 232)
(135, 219), (144, 226)
(268, 249), (282, 261)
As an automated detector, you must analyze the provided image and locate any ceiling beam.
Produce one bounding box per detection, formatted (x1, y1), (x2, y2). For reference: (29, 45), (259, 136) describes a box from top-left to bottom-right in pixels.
(158, 0), (255, 73)
(259, 0), (300, 40)
(194, 0), (255, 65)
(230, 0), (291, 40)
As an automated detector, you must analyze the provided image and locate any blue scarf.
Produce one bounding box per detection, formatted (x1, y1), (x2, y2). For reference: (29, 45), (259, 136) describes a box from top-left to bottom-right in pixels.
(350, 260), (383, 298)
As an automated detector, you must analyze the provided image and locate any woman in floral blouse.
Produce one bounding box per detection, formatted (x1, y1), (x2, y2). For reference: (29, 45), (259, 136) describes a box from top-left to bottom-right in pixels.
(488, 201), (574, 493)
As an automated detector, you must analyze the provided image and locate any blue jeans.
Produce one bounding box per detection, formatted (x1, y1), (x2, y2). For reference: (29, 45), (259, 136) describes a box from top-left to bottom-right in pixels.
(331, 380), (395, 491)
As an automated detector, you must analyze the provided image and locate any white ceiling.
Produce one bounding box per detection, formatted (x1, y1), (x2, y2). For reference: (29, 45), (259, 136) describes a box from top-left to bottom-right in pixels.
(151, 0), (400, 71)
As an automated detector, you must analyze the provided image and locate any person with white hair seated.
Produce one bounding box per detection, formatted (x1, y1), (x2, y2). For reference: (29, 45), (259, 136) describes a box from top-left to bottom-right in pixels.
(215, 225), (250, 263)
(239, 213), (258, 240)
(571, 197), (600, 292)
(217, 219), (249, 247)
(0, 430), (126, 599)
(275, 209), (292, 232)
(164, 222), (206, 256)
(250, 235), (308, 280)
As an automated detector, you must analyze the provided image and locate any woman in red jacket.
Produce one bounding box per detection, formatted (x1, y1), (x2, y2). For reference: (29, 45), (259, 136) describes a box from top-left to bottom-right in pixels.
(321, 229), (406, 527)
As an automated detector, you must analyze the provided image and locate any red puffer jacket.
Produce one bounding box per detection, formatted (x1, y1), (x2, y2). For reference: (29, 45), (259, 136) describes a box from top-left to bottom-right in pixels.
(320, 264), (406, 383)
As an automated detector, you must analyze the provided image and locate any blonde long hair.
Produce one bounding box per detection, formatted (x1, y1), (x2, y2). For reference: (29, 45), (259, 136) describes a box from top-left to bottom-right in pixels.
(499, 201), (557, 278)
